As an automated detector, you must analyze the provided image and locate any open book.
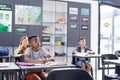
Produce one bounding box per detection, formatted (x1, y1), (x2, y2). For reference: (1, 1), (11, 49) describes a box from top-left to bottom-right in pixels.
(0, 63), (9, 67)
(45, 62), (66, 66)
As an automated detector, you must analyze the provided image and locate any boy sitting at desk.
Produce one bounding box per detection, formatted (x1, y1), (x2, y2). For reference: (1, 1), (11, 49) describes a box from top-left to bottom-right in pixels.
(24, 35), (54, 80)
(73, 37), (94, 73)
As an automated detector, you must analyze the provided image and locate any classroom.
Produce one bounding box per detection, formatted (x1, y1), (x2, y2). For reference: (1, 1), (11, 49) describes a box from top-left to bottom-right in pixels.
(0, 0), (120, 80)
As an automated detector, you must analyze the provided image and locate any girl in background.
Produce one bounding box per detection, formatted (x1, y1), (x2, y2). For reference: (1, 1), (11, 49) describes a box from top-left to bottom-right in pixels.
(14, 36), (28, 62)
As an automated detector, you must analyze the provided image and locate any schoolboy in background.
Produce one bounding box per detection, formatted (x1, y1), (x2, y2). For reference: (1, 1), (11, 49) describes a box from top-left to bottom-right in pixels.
(73, 37), (94, 73)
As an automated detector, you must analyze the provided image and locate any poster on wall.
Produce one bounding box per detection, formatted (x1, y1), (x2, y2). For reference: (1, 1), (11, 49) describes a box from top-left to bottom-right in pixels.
(70, 24), (77, 30)
(15, 5), (42, 25)
(81, 8), (89, 16)
(42, 36), (50, 44)
(16, 27), (27, 34)
(0, 4), (12, 32)
(69, 7), (78, 15)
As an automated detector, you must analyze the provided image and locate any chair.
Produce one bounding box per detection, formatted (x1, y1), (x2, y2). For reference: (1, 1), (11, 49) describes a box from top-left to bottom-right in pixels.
(12, 54), (24, 62)
(46, 68), (93, 80)
(101, 54), (120, 80)
(115, 50), (120, 57)
(72, 55), (93, 77)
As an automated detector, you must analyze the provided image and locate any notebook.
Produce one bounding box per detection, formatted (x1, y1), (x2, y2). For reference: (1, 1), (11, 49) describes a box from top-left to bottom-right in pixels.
(0, 63), (9, 67)
(16, 62), (34, 66)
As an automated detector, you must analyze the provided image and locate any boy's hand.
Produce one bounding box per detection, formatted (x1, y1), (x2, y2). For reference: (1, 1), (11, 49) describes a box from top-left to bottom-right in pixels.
(87, 51), (95, 54)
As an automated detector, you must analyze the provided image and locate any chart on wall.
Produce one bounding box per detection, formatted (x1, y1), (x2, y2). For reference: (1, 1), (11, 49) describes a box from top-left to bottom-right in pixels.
(15, 5), (42, 25)
(0, 4), (12, 32)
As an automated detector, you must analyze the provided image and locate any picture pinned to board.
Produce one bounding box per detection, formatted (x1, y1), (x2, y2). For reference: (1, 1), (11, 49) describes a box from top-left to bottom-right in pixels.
(16, 27), (27, 34)
(81, 8), (90, 16)
(81, 25), (89, 30)
(81, 17), (89, 22)
(0, 4), (12, 32)
(69, 7), (78, 15)
(15, 5), (42, 25)
(55, 36), (62, 46)
(70, 15), (78, 21)
(42, 25), (51, 34)
(70, 24), (77, 30)
(42, 36), (50, 44)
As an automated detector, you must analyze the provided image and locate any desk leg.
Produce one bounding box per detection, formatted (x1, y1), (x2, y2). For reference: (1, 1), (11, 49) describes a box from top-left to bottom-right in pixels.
(22, 70), (25, 80)
(95, 58), (98, 80)
(0, 72), (2, 80)
(102, 63), (105, 80)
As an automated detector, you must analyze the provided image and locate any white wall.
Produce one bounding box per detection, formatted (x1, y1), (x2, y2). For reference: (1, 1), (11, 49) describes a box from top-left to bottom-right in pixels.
(62, 0), (99, 56)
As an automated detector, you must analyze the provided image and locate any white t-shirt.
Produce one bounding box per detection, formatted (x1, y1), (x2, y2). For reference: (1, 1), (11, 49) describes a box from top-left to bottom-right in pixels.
(26, 47), (49, 60)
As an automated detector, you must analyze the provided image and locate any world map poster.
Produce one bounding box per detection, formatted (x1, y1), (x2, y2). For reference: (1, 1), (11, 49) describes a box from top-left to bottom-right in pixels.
(0, 4), (12, 32)
(15, 5), (42, 25)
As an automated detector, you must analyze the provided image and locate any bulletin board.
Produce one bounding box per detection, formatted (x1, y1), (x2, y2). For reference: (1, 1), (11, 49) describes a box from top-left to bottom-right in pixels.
(0, 0), (43, 46)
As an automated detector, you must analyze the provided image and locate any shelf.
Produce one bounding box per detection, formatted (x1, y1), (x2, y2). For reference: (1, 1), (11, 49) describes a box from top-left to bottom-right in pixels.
(42, 44), (67, 47)
(43, 22), (67, 24)
(43, 0), (55, 12)
(43, 11), (55, 23)
(55, 1), (67, 13)
(42, 0), (67, 57)
(42, 33), (67, 35)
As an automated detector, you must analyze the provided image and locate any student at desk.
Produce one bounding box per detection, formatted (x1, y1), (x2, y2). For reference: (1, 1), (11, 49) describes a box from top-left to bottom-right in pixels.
(14, 36), (29, 61)
(24, 35), (54, 80)
(73, 37), (94, 73)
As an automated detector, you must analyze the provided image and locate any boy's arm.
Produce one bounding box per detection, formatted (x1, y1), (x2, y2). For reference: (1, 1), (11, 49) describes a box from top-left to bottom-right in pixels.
(43, 48), (55, 62)
(24, 54), (47, 64)
(86, 46), (95, 54)
(46, 54), (55, 62)
(87, 51), (95, 54)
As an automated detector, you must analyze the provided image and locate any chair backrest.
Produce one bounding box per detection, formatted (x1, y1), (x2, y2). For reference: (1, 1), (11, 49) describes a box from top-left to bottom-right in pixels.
(12, 54), (24, 62)
(115, 50), (120, 57)
(71, 55), (76, 64)
(101, 54), (118, 65)
(46, 68), (93, 80)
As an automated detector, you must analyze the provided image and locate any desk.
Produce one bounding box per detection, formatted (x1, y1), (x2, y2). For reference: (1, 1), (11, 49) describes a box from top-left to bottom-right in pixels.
(73, 54), (101, 80)
(18, 63), (75, 80)
(12, 54), (24, 62)
(104, 60), (120, 65)
(0, 62), (20, 80)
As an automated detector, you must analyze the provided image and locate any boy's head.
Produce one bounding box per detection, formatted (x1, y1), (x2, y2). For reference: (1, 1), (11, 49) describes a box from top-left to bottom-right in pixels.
(28, 36), (41, 48)
(78, 37), (86, 48)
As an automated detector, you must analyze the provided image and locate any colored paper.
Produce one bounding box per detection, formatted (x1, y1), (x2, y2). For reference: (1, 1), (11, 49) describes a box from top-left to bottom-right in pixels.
(15, 5), (42, 25)
(69, 7), (78, 15)
(0, 4), (12, 32)
(81, 8), (89, 15)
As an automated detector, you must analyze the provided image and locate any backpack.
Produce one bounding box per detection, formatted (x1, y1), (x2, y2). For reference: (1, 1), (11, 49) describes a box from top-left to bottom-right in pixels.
(0, 47), (9, 56)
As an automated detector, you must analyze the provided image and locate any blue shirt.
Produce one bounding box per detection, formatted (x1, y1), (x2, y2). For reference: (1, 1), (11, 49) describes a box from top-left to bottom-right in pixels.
(73, 46), (92, 64)
(73, 46), (92, 53)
